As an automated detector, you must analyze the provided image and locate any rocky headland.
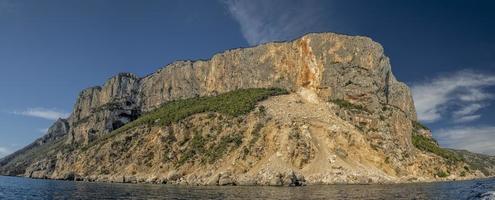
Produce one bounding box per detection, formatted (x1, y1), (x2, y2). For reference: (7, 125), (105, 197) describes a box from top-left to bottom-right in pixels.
(1, 32), (493, 186)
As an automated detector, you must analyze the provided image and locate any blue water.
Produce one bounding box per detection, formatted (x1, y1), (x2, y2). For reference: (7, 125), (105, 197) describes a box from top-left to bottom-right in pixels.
(0, 176), (494, 199)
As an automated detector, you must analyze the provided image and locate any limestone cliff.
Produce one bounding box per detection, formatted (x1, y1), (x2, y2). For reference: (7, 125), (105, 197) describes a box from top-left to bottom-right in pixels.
(64, 33), (415, 146)
(0, 32), (491, 185)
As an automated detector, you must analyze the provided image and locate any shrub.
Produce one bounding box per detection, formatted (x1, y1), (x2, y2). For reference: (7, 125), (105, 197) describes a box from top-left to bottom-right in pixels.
(176, 131), (245, 166)
(412, 134), (463, 164)
(178, 133), (206, 165)
(413, 121), (430, 131)
(242, 122), (265, 157)
(436, 170), (449, 178)
(116, 88), (287, 134)
(204, 133), (243, 164)
(329, 99), (369, 113)
(88, 88), (287, 147)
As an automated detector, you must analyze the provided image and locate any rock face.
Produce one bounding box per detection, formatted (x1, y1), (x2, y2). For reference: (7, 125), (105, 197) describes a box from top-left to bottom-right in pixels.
(42, 118), (70, 144)
(64, 33), (415, 146)
(0, 32), (491, 185)
(67, 73), (141, 144)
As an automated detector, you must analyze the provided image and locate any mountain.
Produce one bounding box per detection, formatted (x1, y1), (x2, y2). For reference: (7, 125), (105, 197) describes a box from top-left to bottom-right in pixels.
(0, 32), (492, 186)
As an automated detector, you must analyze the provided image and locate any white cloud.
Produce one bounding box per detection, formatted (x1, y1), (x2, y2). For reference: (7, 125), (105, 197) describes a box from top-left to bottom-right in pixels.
(223, 0), (324, 45)
(452, 103), (485, 117)
(411, 70), (495, 123)
(436, 126), (495, 155)
(0, 147), (11, 158)
(454, 115), (481, 123)
(458, 88), (493, 102)
(38, 128), (49, 133)
(12, 108), (69, 120)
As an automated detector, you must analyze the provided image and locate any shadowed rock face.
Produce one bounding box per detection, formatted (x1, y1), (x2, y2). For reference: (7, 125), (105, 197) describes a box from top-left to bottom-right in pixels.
(67, 73), (141, 144)
(41, 118), (69, 144)
(65, 33), (416, 145)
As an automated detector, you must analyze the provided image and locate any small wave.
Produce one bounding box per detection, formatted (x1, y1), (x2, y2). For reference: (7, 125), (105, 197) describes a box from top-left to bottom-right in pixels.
(478, 191), (495, 200)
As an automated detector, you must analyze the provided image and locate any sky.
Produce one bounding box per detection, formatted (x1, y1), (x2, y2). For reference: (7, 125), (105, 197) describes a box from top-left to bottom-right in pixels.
(0, 0), (494, 157)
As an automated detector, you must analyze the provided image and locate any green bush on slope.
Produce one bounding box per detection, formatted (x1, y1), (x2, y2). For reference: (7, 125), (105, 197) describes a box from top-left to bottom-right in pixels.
(90, 88), (288, 146)
(411, 121), (462, 164)
(412, 121), (430, 131)
(412, 134), (463, 164)
(436, 170), (449, 178)
(329, 99), (369, 113)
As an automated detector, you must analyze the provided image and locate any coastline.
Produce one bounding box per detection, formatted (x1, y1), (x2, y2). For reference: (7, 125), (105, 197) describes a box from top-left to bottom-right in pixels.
(3, 174), (493, 187)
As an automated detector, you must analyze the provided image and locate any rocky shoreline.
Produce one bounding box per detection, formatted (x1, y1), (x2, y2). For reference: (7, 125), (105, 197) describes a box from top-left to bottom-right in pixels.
(11, 173), (495, 187)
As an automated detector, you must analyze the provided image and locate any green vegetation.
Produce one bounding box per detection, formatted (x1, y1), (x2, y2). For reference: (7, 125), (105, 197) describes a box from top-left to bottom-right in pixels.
(241, 122), (265, 158)
(413, 121), (430, 131)
(85, 88), (287, 149)
(288, 129), (301, 140)
(250, 122), (264, 145)
(469, 163), (489, 176)
(115, 88), (287, 134)
(329, 99), (369, 113)
(94, 87), (287, 165)
(412, 134), (463, 164)
(91, 102), (122, 113)
(354, 124), (365, 132)
(454, 152), (495, 176)
(178, 132), (244, 166)
(203, 133), (243, 164)
(412, 121), (463, 164)
(436, 170), (449, 178)
(178, 133), (206, 165)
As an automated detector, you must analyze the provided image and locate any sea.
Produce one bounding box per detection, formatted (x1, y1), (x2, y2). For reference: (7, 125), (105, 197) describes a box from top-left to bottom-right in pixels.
(0, 175), (494, 199)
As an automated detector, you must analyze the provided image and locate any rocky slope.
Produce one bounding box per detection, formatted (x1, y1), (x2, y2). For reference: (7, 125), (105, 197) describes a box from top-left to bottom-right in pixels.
(451, 149), (495, 176)
(0, 32), (492, 185)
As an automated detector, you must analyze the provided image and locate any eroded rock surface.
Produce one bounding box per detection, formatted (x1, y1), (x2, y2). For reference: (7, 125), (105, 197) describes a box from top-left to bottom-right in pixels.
(0, 32), (491, 185)
(64, 33), (416, 146)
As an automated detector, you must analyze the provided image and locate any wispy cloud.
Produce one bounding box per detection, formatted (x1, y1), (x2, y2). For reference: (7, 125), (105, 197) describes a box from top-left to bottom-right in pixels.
(0, 147), (11, 158)
(452, 103), (485, 123)
(436, 126), (495, 155)
(411, 70), (495, 123)
(452, 103), (485, 117)
(223, 0), (325, 45)
(38, 128), (49, 133)
(12, 108), (69, 120)
(454, 115), (481, 123)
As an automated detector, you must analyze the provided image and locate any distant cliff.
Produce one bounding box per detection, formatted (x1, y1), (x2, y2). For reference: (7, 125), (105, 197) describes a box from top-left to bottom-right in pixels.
(0, 32), (492, 185)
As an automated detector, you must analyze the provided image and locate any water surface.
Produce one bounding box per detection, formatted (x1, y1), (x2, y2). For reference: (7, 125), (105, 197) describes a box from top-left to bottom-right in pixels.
(0, 176), (494, 199)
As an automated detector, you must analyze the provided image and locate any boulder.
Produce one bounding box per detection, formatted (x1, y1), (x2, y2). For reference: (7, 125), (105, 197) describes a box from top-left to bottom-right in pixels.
(218, 172), (234, 186)
(112, 176), (124, 183)
(124, 176), (137, 183)
(236, 175), (256, 186)
(62, 172), (75, 181)
(206, 174), (219, 186)
(166, 170), (182, 181)
(269, 173), (283, 186)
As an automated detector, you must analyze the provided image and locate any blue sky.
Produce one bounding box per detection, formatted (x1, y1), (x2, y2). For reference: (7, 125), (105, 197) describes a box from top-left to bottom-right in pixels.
(1, 0), (494, 157)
